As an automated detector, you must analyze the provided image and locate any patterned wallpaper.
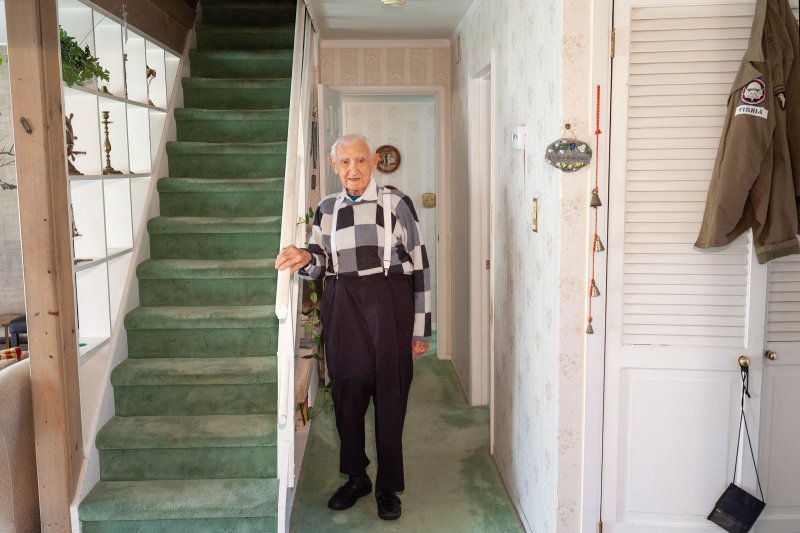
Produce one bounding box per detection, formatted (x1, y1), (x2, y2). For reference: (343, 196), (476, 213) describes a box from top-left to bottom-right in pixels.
(0, 45), (24, 315)
(451, 0), (565, 532)
(319, 46), (450, 87)
(342, 98), (439, 325)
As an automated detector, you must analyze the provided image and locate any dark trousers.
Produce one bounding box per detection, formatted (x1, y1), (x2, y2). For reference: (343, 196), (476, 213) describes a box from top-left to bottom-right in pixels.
(321, 273), (415, 492)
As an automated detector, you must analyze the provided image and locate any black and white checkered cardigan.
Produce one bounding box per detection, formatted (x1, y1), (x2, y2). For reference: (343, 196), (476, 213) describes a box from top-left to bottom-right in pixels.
(299, 180), (432, 340)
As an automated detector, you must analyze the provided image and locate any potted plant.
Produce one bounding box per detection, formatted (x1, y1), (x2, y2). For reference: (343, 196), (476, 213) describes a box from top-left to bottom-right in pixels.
(59, 27), (110, 87)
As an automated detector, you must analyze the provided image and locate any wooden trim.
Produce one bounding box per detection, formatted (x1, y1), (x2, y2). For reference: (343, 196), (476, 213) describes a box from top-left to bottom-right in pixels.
(320, 39), (451, 49)
(5, 0), (83, 530)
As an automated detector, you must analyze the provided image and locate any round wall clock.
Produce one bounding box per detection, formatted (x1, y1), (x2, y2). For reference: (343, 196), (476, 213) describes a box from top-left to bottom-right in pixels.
(376, 145), (401, 173)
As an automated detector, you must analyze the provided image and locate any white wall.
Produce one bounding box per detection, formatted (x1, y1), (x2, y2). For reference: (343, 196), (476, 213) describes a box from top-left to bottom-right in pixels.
(342, 95), (438, 327)
(0, 44), (24, 315)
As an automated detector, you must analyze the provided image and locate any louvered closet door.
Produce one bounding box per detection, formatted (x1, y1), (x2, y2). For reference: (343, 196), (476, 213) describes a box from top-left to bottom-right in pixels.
(760, 250), (800, 531)
(602, 0), (776, 530)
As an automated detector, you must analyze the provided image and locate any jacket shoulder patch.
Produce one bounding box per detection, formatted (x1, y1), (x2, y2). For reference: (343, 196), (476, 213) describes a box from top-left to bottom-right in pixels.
(740, 78), (767, 105)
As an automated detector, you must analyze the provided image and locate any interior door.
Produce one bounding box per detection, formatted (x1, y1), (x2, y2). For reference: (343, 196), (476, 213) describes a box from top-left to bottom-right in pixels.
(602, 0), (772, 530)
(317, 84), (341, 197)
(759, 252), (800, 532)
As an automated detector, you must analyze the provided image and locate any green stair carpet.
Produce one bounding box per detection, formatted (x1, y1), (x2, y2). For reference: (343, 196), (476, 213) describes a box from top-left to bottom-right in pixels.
(80, 1), (296, 531)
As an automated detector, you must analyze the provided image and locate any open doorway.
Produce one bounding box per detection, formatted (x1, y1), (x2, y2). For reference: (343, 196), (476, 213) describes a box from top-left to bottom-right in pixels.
(340, 94), (438, 334)
(317, 85), (448, 358)
(467, 63), (494, 427)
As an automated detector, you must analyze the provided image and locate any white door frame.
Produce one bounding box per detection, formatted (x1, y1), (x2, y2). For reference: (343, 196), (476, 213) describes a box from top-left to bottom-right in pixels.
(327, 84), (451, 362)
(467, 55), (495, 421)
(582, 0), (614, 530)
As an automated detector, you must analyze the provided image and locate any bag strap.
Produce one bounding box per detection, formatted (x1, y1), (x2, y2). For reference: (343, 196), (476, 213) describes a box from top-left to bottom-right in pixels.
(732, 363), (765, 502)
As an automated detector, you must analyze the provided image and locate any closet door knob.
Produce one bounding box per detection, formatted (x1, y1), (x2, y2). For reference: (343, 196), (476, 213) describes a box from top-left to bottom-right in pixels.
(738, 355), (750, 368)
(765, 350), (778, 361)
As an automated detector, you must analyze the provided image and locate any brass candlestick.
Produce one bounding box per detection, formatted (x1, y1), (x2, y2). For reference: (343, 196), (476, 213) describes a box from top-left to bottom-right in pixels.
(146, 65), (157, 106)
(101, 111), (122, 175)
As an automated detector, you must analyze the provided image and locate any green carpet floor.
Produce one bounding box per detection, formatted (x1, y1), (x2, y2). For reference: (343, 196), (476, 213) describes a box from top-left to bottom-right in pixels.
(290, 337), (524, 532)
(80, 1), (295, 531)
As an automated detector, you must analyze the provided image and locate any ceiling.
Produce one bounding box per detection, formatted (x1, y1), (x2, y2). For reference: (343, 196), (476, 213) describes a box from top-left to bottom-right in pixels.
(305, 0), (475, 40)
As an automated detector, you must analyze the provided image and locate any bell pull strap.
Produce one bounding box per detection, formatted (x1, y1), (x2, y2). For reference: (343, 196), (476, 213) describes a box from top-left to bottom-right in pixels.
(382, 189), (392, 276)
(732, 364), (765, 502)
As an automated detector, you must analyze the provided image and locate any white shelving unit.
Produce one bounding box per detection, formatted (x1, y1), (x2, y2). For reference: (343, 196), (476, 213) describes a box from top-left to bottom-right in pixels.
(58, 0), (179, 358)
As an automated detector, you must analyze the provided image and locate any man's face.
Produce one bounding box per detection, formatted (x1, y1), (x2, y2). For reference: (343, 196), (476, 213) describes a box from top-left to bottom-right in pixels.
(329, 140), (379, 197)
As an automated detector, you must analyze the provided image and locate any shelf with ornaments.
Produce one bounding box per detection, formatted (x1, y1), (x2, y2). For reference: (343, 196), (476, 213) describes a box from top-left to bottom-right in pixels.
(57, 0), (178, 358)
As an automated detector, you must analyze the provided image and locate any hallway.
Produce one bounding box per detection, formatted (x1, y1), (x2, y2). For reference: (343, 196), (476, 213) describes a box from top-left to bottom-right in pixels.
(290, 338), (523, 532)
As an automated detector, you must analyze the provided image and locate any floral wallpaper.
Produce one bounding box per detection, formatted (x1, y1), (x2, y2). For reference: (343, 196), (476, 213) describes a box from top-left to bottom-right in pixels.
(450, 0), (591, 530)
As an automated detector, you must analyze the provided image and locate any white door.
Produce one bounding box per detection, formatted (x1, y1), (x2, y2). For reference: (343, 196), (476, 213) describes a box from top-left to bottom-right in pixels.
(317, 84), (342, 197)
(759, 254), (800, 532)
(340, 96), (438, 328)
(602, 0), (778, 530)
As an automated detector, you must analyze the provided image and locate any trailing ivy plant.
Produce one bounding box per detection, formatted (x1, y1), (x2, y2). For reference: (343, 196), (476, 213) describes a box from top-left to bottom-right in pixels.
(59, 27), (110, 87)
(297, 206), (333, 418)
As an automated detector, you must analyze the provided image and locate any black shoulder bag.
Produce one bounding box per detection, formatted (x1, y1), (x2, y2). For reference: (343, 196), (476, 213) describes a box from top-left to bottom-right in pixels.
(707, 362), (766, 532)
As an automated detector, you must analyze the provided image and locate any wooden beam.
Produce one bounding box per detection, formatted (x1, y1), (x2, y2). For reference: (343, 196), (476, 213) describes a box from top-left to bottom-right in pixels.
(5, 0), (83, 531)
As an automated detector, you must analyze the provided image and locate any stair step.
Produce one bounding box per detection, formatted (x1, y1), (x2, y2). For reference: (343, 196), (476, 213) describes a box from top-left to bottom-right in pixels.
(190, 50), (292, 79)
(147, 216), (281, 260)
(182, 77), (291, 110)
(111, 356), (276, 386)
(175, 108), (290, 143)
(137, 258), (277, 279)
(137, 258), (278, 306)
(196, 23), (294, 51)
(79, 479), (278, 522)
(202, 2), (295, 26)
(124, 304), (277, 331)
(125, 302), (278, 357)
(167, 141), (286, 179)
(111, 357), (277, 416)
(98, 414), (275, 449)
(158, 177), (284, 217)
(97, 414), (277, 481)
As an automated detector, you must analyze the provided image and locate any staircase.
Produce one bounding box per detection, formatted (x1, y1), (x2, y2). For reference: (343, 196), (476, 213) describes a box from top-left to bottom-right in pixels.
(79, 1), (297, 531)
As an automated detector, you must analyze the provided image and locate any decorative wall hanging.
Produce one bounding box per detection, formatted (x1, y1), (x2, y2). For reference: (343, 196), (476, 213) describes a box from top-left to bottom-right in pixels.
(376, 144), (401, 173)
(587, 85), (605, 334)
(101, 111), (122, 175)
(545, 124), (592, 172)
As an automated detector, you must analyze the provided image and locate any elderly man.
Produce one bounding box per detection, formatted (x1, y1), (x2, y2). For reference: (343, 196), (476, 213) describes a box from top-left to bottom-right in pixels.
(276, 134), (431, 520)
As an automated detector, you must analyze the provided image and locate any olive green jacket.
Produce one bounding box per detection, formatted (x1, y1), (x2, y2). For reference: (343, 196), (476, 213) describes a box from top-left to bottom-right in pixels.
(695, 0), (800, 263)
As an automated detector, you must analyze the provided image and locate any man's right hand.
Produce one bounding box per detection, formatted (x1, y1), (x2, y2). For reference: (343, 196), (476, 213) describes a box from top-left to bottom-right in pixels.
(275, 245), (312, 273)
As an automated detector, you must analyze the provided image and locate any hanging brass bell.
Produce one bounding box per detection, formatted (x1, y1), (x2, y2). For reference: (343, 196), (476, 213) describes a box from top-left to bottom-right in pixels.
(590, 279), (601, 297)
(590, 189), (602, 208)
(594, 235), (605, 252)
(586, 321), (594, 334)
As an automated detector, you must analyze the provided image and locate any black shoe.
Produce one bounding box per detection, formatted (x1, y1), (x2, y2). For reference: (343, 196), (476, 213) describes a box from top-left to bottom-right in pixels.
(375, 490), (402, 520)
(327, 474), (372, 511)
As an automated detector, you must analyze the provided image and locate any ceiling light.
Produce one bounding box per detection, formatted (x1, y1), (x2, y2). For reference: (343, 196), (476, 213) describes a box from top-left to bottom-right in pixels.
(381, 0), (406, 5)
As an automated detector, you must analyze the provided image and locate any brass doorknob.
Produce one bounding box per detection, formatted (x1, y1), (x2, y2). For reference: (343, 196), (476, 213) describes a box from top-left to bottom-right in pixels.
(765, 350), (778, 361)
(738, 355), (750, 368)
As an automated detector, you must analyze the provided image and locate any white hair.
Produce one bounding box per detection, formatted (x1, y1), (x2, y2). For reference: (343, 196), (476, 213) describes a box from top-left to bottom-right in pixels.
(329, 134), (375, 160)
